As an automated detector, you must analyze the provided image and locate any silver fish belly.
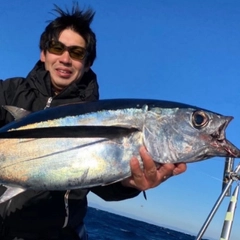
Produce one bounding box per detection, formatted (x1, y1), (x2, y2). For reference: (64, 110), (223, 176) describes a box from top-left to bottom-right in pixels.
(0, 99), (239, 202)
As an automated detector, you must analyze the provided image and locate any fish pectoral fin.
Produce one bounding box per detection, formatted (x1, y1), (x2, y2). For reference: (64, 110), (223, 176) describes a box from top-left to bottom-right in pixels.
(0, 185), (26, 203)
(0, 126), (140, 139)
(2, 105), (31, 120)
(109, 123), (139, 129)
(84, 126), (139, 139)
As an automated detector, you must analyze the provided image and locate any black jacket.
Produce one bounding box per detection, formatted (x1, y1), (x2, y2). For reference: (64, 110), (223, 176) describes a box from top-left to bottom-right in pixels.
(0, 61), (140, 237)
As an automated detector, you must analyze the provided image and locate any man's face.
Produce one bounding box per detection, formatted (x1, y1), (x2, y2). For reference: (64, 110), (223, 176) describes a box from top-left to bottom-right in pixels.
(40, 29), (89, 94)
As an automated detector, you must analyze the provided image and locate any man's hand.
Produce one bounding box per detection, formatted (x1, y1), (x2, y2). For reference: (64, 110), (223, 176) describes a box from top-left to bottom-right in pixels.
(121, 146), (187, 190)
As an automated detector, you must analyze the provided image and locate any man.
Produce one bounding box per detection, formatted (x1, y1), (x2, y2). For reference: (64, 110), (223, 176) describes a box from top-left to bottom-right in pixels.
(0, 4), (186, 240)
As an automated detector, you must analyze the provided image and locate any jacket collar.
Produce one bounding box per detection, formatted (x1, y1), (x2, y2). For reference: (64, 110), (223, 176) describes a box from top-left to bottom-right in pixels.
(26, 60), (98, 101)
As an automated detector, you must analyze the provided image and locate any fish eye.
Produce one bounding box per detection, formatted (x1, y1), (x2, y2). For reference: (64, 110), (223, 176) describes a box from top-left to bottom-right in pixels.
(192, 111), (209, 128)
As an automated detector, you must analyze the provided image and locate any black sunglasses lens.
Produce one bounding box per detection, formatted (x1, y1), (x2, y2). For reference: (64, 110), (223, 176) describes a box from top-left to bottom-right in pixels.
(68, 47), (86, 60)
(47, 41), (87, 60)
(48, 41), (65, 55)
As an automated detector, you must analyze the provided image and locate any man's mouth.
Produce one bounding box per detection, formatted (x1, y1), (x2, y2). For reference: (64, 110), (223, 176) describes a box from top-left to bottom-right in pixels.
(56, 69), (72, 78)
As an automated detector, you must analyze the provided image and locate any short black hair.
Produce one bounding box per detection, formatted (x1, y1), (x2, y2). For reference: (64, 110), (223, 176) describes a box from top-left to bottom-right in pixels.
(40, 3), (96, 66)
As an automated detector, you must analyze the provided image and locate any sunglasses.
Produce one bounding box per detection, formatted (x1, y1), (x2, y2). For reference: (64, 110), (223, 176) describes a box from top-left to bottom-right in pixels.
(46, 40), (88, 61)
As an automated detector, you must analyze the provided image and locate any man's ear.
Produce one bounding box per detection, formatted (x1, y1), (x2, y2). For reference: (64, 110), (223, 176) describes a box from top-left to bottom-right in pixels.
(40, 51), (46, 62)
(84, 62), (91, 72)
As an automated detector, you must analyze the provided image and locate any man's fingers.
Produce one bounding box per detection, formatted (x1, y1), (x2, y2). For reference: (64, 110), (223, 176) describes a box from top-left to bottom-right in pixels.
(129, 156), (143, 179)
(129, 156), (145, 189)
(158, 163), (175, 181)
(173, 163), (187, 175)
(121, 147), (188, 191)
(139, 146), (157, 182)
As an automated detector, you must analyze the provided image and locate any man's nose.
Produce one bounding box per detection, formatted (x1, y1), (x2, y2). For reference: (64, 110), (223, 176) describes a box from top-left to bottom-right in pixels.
(59, 50), (72, 64)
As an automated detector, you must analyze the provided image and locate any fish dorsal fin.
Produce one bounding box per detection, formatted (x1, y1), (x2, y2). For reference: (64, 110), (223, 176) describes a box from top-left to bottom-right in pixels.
(2, 105), (31, 120)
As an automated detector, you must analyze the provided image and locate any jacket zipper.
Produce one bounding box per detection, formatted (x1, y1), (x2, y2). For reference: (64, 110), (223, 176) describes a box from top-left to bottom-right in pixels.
(44, 97), (70, 228)
(62, 190), (71, 228)
(44, 97), (53, 109)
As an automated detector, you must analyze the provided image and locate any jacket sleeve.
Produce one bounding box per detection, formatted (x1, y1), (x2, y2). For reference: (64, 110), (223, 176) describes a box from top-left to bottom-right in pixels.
(0, 78), (23, 127)
(80, 69), (99, 101)
(0, 79), (9, 127)
(90, 182), (141, 201)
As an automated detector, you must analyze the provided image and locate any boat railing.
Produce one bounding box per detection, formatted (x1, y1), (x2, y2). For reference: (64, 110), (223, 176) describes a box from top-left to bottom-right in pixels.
(195, 157), (240, 240)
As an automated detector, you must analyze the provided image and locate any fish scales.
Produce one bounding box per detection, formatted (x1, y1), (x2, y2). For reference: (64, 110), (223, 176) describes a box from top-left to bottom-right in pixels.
(0, 99), (239, 203)
(0, 129), (142, 190)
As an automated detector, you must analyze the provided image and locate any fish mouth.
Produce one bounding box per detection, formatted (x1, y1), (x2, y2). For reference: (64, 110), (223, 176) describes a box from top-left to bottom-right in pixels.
(217, 139), (240, 158)
(211, 117), (240, 158)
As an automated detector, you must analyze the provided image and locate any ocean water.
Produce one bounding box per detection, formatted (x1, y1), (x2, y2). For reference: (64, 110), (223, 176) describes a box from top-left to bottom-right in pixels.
(85, 207), (209, 240)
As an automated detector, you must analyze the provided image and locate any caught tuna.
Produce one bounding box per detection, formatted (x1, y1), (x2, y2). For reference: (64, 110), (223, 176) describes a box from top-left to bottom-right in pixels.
(0, 99), (239, 203)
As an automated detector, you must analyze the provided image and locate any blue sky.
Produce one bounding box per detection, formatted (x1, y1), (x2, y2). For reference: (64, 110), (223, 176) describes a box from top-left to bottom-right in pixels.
(1, 1), (240, 239)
